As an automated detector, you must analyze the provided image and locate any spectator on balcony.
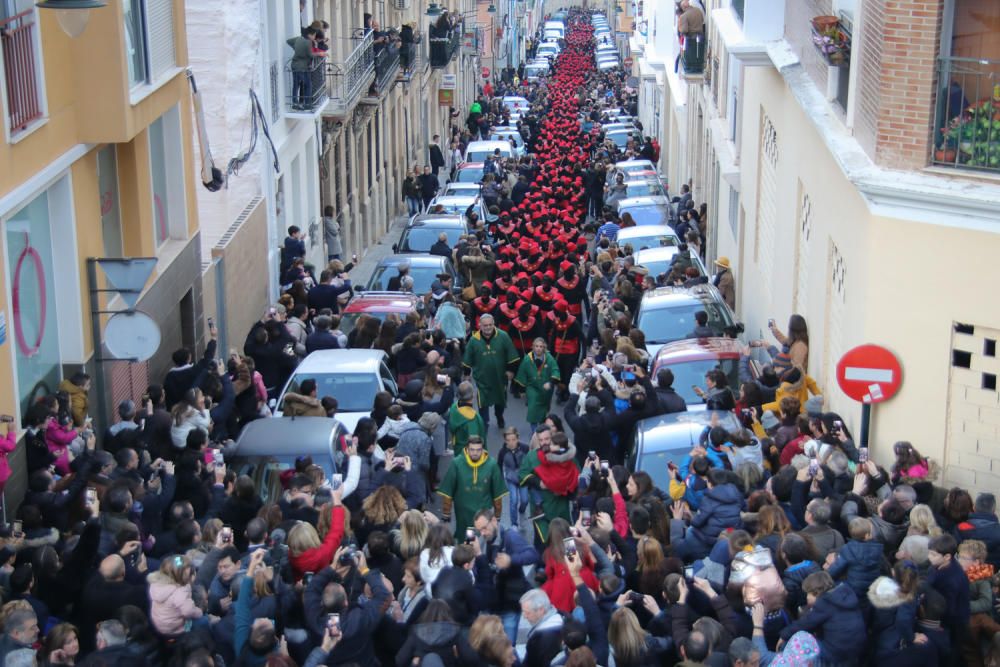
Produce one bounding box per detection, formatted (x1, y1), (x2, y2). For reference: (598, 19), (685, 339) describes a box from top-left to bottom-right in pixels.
(400, 22), (415, 69)
(677, 0), (705, 36)
(429, 135), (446, 176)
(372, 19), (390, 54)
(307, 20), (330, 52)
(288, 26), (319, 110)
(430, 13), (451, 66)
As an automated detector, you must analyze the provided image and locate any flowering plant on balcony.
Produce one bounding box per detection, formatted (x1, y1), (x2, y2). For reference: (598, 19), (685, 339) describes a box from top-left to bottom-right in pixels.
(940, 97), (1000, 169)
(810, 16), (849, 66)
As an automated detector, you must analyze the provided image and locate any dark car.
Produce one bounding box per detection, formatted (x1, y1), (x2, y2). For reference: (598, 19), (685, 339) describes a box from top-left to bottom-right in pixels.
(635, 284), (738, 360)
(363, 254), (462, 294)
(628, 411), (742, 492)
(393, 214), (469, 253)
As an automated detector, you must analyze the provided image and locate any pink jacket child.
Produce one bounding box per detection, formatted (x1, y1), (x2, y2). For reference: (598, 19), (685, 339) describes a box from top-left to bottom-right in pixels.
(0, 423), (16, 491)
(45, 416), (76, 475)
(148, 555), (203, 637)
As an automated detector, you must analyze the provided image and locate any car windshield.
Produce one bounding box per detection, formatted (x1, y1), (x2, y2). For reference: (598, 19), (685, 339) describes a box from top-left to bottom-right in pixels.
(455, 168), (483, 183)
(626, 181), (665, 198)
(368, 265), (443, 293)
(431, 202), (472, 216)
(635, 411), (741, 490)
(607, 132), (632, 147)
(620, 205), (670, 226)
(619, 233), (677, 252)
(467, 150), (507, 162)
(281, 373), (380, 413)
(638, 301), (733, 345)
(659, 357), (741, 404)
(400, 225), (464, 252)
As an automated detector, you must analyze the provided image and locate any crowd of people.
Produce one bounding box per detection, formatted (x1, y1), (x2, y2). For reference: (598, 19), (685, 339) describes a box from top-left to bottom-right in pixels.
(0, 7), (998, 667)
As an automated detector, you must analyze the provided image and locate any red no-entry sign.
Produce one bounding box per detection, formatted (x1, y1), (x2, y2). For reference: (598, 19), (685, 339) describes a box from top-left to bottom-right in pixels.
(836, 344), (902, 404)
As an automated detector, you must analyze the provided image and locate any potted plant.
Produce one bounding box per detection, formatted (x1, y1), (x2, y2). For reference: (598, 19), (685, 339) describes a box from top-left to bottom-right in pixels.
(810, 16), (850, 66)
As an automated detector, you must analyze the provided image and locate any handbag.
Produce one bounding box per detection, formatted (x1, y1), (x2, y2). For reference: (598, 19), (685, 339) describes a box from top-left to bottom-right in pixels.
(461, 266), (477, 300)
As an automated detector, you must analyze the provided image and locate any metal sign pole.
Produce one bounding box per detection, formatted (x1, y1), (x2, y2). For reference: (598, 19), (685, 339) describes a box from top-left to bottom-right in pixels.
(859, 403), (871, 450)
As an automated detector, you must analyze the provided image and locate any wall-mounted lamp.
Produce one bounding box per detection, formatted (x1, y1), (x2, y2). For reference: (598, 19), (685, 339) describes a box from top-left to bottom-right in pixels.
(36, 0), (106, 38)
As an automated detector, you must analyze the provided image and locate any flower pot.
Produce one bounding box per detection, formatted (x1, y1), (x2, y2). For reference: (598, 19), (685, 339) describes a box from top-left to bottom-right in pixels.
(935, 148), (957, 162)
(811, 15), (839, 32)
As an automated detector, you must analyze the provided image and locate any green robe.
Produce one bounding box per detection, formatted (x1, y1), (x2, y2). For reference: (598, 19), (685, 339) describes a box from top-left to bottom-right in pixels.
(462, 329), (519, 409)
(518, 448), (572, 542)
(514, 352), (561, 424)
(438, 449), (507, 540)
(447, 403), (486, 453)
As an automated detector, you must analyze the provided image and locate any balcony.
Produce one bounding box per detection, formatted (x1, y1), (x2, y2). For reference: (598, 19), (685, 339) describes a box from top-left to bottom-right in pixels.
(285, 57), (329, 116)
(1, 9), (44, 135)
(679, 33), (706, 77)
(429, 29), (461, 68)
(323, 32), (376, 119)
(361, 43), (400, 102)
(731, 0), (744, 25)
(932, 57), (1000, 174)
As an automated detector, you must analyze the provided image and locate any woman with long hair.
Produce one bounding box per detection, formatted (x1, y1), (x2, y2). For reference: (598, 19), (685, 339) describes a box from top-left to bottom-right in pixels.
(625, 471), (655, 504)
(169, 388), (211, 450)
(469, 615), (515, 666)
(394, 509), (429, 561)
(39, 622), (80, 665)
(907, 504), (943, 538)
(608, 606), (671, 667)
(419, 523), (455, 592)
(540, 518), (599, 613)
(630, 536), (669, 597)
(358, 485), (407, 546)
(755, 504), (792, 555)
(286, 487), (345, 580)
(371, 392), (394, 429)
(395, 600), (465, 667)
(767, 314), (809, 376)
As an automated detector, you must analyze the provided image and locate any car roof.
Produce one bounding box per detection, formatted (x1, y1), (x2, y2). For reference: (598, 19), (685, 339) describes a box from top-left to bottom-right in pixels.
(633, 246), (680, 264)
(617, 225), (678, 241)
(635, 411), (742, 455)
(429, 195), (479, 205)
(343, 292), (421, 313)
(442, 182), (480, 191)
(652, 337), (744, 366)
(641, 283), (727, 306)
(466, 140), (513, 151)
(375, 254), (450, 269)
(234, 417), (342, 459)
(616, 161), (654, 169)
(502, 96), (528, 104)
(294, 349), (387, 374)
(624, 172), (660, 181)
(407, 214), (466, 227)
(456, 162), (484, 170)
(618, 195), (671, 208)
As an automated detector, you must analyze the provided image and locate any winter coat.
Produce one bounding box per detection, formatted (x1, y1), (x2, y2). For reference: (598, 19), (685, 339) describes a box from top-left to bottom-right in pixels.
(461, 252), (495, 291)
(842, 497), (909, 556)
(45, 416), (77, 475)
(0, 428), (16, 487)
(431, 566), (479, 625)
(289, 506), (346, 580)
(826, 539), (884, 600)
(497, 441), (529, 485)
(281, 392), (326, 417)
(169, 407), (211, 449)
(395, 422), (434, 472)
(542, 552), (599, 613)
(797, 524), (844, 561)
(396, 621), (464, 667)
(690, 483), (744, 544)
(926, 558), (971, 630)
(323, 215), (343, 256)
(958, 512), (1000, 569)
(867, 576), (917, 657)
(782, 560), (820, 613)
(778, 582), (865, 664)
(147, 572), (203, 637)
(58, 378), (89, 426)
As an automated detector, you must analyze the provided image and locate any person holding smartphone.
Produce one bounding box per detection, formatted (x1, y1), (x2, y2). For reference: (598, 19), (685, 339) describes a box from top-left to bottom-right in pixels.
(0, 415), (16, 511)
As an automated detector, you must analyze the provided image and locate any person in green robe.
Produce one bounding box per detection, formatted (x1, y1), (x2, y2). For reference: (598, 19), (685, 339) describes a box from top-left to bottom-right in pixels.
(518, 428), (573, 544)
(447, 381), (486, 453)
(514, 338), (561, 430)
(438, 436), (507, 540)
(462, 314), (519, 429)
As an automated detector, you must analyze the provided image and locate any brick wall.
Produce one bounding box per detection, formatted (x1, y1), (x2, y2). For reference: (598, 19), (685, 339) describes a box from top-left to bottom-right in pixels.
(869, 1), (943, 170)
(853, 0), (884, 159)
(945, 323), (1000, 495)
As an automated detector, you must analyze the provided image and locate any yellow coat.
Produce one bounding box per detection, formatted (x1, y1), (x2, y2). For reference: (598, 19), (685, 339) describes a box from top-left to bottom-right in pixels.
(760, 374), (821, 415)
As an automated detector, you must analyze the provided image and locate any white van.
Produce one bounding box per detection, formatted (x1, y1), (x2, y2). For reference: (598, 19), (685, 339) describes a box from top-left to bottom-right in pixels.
(543, 21), (565, 38)
(464, 140), (514, 163)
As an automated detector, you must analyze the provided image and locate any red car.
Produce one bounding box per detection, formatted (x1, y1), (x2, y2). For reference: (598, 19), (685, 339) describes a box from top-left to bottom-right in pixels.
(339, 291), (422, 334)
(650, 337), (764, 410)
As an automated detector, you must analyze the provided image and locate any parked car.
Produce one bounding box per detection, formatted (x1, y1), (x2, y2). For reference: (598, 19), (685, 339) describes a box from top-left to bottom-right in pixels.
(441, 182), (481, 197)
(623, 176), (667, 199)
(231, 416), (344, 502)
(524, 62), (549, 81)
(489, 129), (527, 156)
(632, 246), (707, 283)
(650, 337), (765, 411)
(394, 214), (468, 253)
(629, 411), (743, 491)
(464, 140), (514, 163)
(616, 225), (680, 252)
(606, 128), (640, 148)
(275, 349), (398, 432)
(338, 291), (423, 335)
(363, 254), (462, 294)
(501, 96), (530, 113)
(426, 194), (487, 223)
(616, 195), (674, 226)
(634, 284), (738, 359)
(452, 162), (485, 183)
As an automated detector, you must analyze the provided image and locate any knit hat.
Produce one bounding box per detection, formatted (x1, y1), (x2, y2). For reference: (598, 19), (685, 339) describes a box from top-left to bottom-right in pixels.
(418, 412), (442, 433)
(770, 631), (820, 666)
(760, 410), (780, 431)
(805, 395), (824, 416)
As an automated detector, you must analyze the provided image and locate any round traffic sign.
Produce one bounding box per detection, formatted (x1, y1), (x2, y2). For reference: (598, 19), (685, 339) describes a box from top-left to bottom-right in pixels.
(836, 344), (902, 404)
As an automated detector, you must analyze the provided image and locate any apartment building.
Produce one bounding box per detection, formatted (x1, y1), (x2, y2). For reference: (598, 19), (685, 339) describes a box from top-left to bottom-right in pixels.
(0, 0), (201, 498)
(631, 0), (1000, 494)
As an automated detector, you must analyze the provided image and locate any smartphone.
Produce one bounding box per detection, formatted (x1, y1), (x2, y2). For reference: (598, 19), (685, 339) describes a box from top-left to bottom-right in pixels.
(600, 460), (609, 476)
(768, 318), (775, 327)
(581, 509), (592, 528)
(12, 521), (22, 537)
(808, 459), (819, 477)
(207, 316), (215, 329)
(268, 307), (277, 317)
(684, 565), (694, 581)
(859, 447), (869, 464)
(667, 461), (678, 472)
(588, 450), (597, 461)
(213, 449), (224, 465)
(221, 526), (232, 543)
(304, 571), (314, 585)
(86, 487), (97, 506)
(332, 473), (343, 490)
(465, 527), (476, 544)
(436, 374), (448, 384)
(563, 537), (578, 558)
(833, 420), (843, 432)
(327, 613), (340, 633)
(628, 591), (644, 603)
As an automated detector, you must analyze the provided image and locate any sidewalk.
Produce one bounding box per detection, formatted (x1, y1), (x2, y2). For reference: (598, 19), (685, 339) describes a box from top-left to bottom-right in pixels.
(350, 214), (412, 287)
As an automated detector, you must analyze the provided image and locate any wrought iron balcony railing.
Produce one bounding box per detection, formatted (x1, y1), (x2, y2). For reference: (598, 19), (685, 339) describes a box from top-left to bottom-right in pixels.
(429, 29), (461, 68)
(932, 56), (1000, 174)
(324, 31), (376, 117)
(1, 9), (44, 134)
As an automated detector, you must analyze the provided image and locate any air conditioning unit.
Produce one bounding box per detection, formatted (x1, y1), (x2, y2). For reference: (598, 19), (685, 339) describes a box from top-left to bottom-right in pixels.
(392, 0), (411, 10)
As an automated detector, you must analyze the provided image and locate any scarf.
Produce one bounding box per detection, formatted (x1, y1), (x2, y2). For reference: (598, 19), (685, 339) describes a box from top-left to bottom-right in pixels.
(966, 562), (994, 583)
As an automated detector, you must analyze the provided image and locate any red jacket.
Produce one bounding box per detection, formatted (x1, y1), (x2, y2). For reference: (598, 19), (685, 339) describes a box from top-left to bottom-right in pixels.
(290, 505), (346, 580)
(542, 553), (598, 613)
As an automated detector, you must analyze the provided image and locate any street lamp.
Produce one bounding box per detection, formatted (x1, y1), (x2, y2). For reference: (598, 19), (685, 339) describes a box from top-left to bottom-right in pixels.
(487, 3), (497, 13)
(36, 0), (105, 38)
(426, 2), (443, 17)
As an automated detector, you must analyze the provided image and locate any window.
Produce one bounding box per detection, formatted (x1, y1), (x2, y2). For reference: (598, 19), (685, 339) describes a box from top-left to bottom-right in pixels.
(124, 0), (176, 89)
(97, 146), (123, 257)
(5, 190), (61, 417)
(148, 106), (186, 246)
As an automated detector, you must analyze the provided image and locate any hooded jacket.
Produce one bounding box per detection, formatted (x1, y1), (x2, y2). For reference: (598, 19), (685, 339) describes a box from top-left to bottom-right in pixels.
(690, 483), (744, 544)
(396, 621), (465, 667)
(281, 392), (326, 417)
(58, 378), (89, 426)
(778, 582), (865, 664)
(867, 576), (917, 657)
(958, 512), (1000, 569)
(826, 539), (883, 599)
(147, 572), (203, 637)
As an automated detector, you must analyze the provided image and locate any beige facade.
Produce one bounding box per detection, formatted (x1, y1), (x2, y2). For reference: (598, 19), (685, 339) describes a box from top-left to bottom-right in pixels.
(633, 0), (1000, 494)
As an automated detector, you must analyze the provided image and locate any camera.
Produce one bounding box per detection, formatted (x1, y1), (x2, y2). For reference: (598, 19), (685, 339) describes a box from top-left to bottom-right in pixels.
(85, 487), (98, 507)
(808, 459), (819, 477)
(600, 460), (609, 477)
(628, 591), (644, 604)
(327, 613), (340, 633)
(304, 572), (314, 585)
(338, 548), (356, 565)
(465, 528), (477, 544)
(220, 526), (232, 543)
(332, 473), (343, 490)
(213, 449), (224, 465)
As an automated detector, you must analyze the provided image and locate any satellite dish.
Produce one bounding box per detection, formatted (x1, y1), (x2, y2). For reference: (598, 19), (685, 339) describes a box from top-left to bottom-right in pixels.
(104, 311), (161, 362)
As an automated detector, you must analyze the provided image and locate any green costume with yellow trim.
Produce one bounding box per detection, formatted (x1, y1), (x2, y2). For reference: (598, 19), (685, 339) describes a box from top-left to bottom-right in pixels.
(438, 448), (507, 540)
(447, 402), (486, 453)
(514, 351), (561, 424)
(462, 329), (519, 409)
(518, 448), (572, 542)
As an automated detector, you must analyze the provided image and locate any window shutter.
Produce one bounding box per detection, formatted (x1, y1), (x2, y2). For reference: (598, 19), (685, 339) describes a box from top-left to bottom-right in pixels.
(146, 0), (175, 80)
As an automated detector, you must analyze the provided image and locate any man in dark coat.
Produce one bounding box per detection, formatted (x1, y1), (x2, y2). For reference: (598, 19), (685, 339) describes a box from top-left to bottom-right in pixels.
(77, 555), (149, 653)
(519, 589), (564, 667)
(305, 315), (341, 354)
(431, 545), (481, 626)
(429, 135), (446, 175)
(653, 368), (687, 415)
(563, 395), (615, 465)
(418, 165), (440, 208)
(958, 493), (1000, 569)
(163, 333), (218, 409)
